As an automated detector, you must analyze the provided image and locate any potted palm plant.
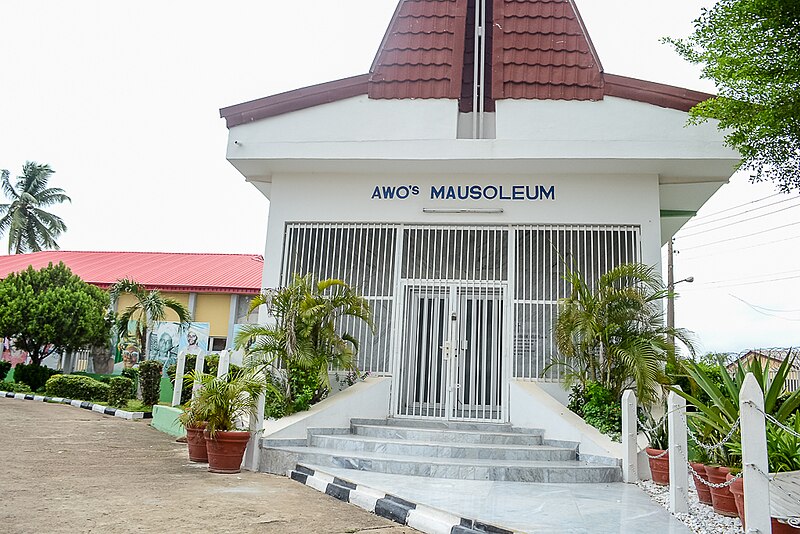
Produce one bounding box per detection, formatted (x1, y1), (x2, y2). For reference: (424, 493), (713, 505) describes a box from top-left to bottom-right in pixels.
(641, 410), (670, 485)
(178, 396), (208, 463)
(190, 369), (266, 474)
(674, 353), (800, 520)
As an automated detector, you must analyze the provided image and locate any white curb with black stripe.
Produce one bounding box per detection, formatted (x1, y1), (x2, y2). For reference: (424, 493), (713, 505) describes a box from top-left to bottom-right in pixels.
(0, 390), (151, 420)
(288, 464), (518, 534)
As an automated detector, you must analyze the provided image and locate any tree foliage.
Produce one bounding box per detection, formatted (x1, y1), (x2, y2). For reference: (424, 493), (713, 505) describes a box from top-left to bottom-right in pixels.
(109, 278), (191, 360)
(0, 262), (110, 366)
(0, 162), (71, 253)
(236, 274), (372, 411)
(550, 263), (695, 406)
(665, 0), (800, 191)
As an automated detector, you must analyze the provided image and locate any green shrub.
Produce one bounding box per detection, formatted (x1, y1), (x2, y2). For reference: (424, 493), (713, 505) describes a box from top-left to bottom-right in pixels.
(262, 365), (329, 418)
(166, 354), (240, 405)
(71, 371), (112, 383)
(14, 363), (61, 392)
(0, 380), (32, 393)
(0, 360), (11, 381)
(138, 360), (162, 406)
(45, 374), (110, 401)
(121, 367), (139, 397)
(568, 381), (622, 441)
(107, 376), (133, 408)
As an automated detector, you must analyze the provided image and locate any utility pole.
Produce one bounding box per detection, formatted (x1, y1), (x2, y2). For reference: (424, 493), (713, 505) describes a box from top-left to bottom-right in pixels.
(667, 238), (693, 354)
(667, 238), (675, 349)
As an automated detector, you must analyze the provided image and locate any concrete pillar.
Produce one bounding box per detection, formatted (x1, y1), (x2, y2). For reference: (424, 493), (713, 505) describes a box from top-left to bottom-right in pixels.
(216, 350), (230, 378)
(668, 389), (688, 513)
(191, 352), (205, 399)
(171, 351), (187, 407)
(622, 390), (638, 483)
(740, 373), (771, 534)
(244, 378), (266, 472)
(227, 295), (239, 350)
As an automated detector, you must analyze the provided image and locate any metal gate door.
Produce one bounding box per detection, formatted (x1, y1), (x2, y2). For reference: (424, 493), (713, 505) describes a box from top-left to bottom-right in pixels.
(395, 284), (504, 421)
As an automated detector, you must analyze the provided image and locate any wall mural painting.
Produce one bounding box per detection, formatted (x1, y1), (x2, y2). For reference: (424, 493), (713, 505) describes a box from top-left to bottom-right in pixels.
(2, 338), (29, 367)
(149, 322), (210, 375)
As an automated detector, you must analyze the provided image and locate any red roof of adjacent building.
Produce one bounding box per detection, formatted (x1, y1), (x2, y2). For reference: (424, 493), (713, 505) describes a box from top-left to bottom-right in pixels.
(220, 0), (714, 128)
(0, 251), (264, 294)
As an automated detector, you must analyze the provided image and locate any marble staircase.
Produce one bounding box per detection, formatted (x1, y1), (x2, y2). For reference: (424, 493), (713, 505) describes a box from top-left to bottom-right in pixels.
(261, 418), (622, 483)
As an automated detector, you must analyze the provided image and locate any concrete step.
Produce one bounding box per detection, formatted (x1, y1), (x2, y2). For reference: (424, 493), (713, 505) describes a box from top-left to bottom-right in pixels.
(352, 417), (517, 434)
(309, 433), (576, 461)
(265, 445), (621, 483)
(351, 423), (544, 446)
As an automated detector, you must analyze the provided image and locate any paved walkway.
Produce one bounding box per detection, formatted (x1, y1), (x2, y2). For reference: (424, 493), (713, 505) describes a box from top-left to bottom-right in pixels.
(0, 398), (414, 534)
(314, 466), (693, 534)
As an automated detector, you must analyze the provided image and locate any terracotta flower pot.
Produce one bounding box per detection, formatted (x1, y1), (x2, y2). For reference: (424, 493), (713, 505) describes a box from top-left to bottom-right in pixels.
(704, 466), (738, 517)
(690, 462), (713, 505)
(727, 473), (745, 527)
(204, 430), (251, 474)
(185, 423), (208, 463)
(646, 448), (670, 485)
(772, 518), (800, 534)
(727, 472), (800, 532)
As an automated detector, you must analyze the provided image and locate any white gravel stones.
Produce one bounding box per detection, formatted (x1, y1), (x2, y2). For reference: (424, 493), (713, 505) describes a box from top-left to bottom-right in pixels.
(637, 480), (743, 534)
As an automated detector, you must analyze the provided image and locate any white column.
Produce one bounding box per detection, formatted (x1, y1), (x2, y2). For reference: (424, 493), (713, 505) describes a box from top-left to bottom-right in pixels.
(622, 390), (638, 483)
(227, 294), (239, 350)
(740, 373), (771, 534)
(171, 351), (187, 407)
(243, 370), (267, 472)
(668, 389), (688, 513)
(216, 350), (230, 378)
(191, 352), (205, 399)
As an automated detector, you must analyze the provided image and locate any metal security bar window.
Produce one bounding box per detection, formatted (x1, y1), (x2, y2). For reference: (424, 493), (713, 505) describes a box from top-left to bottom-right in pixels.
(513, 225), (641, 381)
(281, 223), (397, 374)
(393, 226), (508, 421)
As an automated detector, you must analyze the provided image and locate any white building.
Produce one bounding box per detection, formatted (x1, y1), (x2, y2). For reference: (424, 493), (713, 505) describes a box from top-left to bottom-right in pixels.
(221, 0), (737, 433)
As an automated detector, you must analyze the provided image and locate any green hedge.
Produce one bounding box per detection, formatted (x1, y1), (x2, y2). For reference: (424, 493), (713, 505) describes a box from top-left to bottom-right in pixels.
(107, 376), (133, 408)
(139, 360), (162, 406)
(0, 360), (11, 381)
(44, 374), (110, 401)
(14, 363), (61, 392)
(0, 380), (32, 393)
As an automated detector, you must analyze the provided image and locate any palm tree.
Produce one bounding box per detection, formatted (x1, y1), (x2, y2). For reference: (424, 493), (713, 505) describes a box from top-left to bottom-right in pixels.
(109, 278), (192, 360)
(550, 262), (695, 405)
(0, 162), (71, 254)
(235, 273), (372, 401)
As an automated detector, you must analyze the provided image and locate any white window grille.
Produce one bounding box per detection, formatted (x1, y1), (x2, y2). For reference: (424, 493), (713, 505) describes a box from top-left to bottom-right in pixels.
(512, 225), (641, 381)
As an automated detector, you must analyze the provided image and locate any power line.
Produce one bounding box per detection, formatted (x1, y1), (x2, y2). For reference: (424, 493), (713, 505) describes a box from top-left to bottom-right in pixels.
(687, 272), (800, 289)
(702, 267), (800, 285)
(681, 195), (799, 230)
(680, 220), (800, 250)
(732, 298), (800, 313)
(677, 233), (800, 259)
(678, 200), (800, 238)
(729, 294), (800, 322)
(689, 193), (781, 221)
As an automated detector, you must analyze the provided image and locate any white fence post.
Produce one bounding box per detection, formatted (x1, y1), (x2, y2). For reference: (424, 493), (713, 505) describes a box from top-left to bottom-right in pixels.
(191, 352), (205, 399)
(171, 350), (187, 407)
(668, 388), (688, 513)
(622, 390), (638, 483)
(243, 368), (267, 472)
(740, 373), (771, 534)
(216, 350), (230, 378)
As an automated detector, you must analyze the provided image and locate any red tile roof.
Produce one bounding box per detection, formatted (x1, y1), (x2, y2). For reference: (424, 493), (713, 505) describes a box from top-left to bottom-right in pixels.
(492, 0), (604, 101)
(219, 0), (713, 126)
(0, 251), (264, 294)
(369, 0), (467, 100)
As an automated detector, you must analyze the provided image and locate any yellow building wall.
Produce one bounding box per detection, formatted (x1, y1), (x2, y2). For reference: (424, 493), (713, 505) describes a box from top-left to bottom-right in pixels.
(194, 293), (232, 338)
(161, 292), (190, 322)
(114, 291), (232, 339)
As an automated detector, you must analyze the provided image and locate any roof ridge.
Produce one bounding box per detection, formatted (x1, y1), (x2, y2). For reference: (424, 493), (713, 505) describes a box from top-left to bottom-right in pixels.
(22, 250), (264, 259)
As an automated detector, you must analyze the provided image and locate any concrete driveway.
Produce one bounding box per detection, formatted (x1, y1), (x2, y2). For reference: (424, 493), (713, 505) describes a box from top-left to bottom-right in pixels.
(0, 398), (416, 534)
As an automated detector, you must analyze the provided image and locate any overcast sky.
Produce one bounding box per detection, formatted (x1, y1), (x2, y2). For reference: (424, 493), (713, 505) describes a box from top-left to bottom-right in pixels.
(1, 1), (798, 355)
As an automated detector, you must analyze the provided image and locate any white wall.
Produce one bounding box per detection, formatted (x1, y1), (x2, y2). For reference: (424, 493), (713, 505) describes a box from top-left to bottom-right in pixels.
(262, 171), (663, 288)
